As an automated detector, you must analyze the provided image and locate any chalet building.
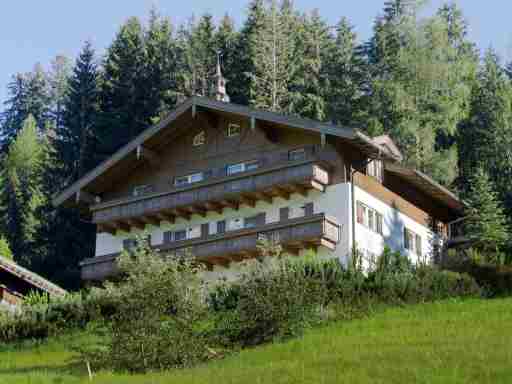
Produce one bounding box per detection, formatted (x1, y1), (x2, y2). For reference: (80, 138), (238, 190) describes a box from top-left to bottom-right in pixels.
(0, 255), (67, 310)
(53, 90), (464, 282)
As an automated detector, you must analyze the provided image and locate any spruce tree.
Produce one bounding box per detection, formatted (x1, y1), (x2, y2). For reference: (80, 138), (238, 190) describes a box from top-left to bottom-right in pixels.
(0, 65), (52, 152)
(0, 115), (49, 268)
(463, 167), (509, 262)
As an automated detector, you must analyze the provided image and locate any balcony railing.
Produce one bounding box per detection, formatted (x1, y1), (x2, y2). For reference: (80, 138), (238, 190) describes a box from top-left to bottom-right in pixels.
(92, 158), (331, 233)
(81, 213), (340, 281)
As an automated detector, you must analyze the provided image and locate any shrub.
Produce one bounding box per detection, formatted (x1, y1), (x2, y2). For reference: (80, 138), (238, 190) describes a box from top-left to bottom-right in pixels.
(79, 237), (211, 373)
(0, 237), (12, 260)
(213, 257), (327, 347)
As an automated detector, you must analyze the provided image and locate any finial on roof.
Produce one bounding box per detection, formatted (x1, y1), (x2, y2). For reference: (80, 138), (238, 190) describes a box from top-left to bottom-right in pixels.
(214, 51), (230, 103)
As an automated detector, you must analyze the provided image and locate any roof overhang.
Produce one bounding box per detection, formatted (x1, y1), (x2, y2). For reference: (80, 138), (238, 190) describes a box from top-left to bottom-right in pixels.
(385, 163), (464, 214)
(0, 256), (67, 297)
(52, 96), (402, 208)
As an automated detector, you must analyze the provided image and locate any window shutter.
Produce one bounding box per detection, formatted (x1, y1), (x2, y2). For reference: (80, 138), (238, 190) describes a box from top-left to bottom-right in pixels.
(279, 207), (289, 221)
(304, 202), (314, 216)
(201, 223), (209, 239)
(217, 220), (226, 234)
(415, 234), (422, 256)
(356, 202), (363, 224)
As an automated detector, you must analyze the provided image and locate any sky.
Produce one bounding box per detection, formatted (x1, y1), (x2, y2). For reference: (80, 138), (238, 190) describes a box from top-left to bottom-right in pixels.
(0, 0), (511, 110)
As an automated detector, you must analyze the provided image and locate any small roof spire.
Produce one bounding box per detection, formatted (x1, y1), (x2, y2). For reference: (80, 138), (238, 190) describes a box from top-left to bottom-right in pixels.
(215, 51), (230, 103)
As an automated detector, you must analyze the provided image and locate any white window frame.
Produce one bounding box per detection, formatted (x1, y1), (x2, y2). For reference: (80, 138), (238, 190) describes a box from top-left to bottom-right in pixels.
(404, 227), (422, 256)
(193, 130), (205, 146)
(226, 160), (259, 176)
(356, 201), (383, 235)
(367, 159), (384, 182)
(174, 172), (204, 187)
(227, 123), (241, 137)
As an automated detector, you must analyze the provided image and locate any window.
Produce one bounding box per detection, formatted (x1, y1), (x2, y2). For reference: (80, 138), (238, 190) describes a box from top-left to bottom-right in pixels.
(356, 201), (383, 235)
(174, 172), (204, 187)
(132, 185), (153, 197)
(288, 148), (306, 161)
(367, 159), (384, 182)
(289, 205), (307, 219)
(226, 160), (259, 176)
(244, 216), (259, 229)
(227, 123), (241, 137)
(163, 226), (200, 243)
(193, 131), (205, 146)
(227, 217), (244, 231)
(404, 227), (422, 256)
(123, 238), (137, 250)
(217, 220), (226, 234)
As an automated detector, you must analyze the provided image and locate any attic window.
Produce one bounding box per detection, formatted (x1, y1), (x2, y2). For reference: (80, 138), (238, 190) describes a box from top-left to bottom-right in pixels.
(227, 123), (241, 137)
(193, 131), (205, 146)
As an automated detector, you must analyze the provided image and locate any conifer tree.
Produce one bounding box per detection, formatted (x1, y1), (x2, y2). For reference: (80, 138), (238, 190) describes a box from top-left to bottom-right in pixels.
(98, 17), (147, 154)
(0, 115), (50, 268)
(0, 65), (52, 152)
(463, 167), (509, 262)
(458, 49), (512, 215)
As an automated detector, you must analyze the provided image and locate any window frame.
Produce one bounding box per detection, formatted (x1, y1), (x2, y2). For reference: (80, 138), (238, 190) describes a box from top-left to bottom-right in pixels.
(227, 123), (241, 137)
(288, 148), (307, 161)
(192, 130), (205, 146)
(356, 201), (384, 236)
(226, 160), (259, 176)
(404, 227), (422, 256)
(132, 184), (153, 197)
(174, 172), (204, 187)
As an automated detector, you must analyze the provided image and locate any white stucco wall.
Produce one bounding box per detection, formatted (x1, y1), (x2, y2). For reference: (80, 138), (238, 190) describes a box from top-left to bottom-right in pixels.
(353, 185), (434, 269)
(94, 181), (434, 279)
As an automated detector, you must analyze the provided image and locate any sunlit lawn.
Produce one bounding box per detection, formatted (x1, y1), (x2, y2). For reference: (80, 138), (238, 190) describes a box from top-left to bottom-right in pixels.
(1, 298), (511, 384)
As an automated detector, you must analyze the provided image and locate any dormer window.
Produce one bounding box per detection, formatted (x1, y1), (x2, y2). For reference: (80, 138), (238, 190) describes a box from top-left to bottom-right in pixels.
(227, 123), (241, 137)
(367, 159), (383, 182)
(133, 185), (154, 197)
(193, 131), (205, 146)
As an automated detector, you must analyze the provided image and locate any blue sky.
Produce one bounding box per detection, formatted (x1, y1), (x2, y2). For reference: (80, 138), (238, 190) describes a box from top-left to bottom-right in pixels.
(1, 1), (511, 110)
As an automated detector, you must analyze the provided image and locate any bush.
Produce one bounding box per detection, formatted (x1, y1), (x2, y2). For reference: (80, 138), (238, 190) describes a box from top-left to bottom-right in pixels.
(79, 237), (211, 373)
(212, 257), (327, 347)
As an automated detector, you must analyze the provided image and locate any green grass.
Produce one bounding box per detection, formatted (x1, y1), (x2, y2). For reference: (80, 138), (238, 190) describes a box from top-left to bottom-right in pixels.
(1, 298), (512, 383)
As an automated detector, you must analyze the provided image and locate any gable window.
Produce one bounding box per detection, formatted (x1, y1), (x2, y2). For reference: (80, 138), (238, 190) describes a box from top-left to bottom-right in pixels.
(356, 201), (383, 235)
(174, 172), (204, 187)
(367, 159), (384, 182)
(226, 160), (259, 176)
(227, 123), (241, 137)
(288, 148), (306, 161)
(404, 227), (422, 256)
(132, 185), (154, 197)
(193, 131), (205, 146)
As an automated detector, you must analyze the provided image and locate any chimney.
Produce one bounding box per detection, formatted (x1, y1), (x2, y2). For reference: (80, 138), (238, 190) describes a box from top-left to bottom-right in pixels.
(215, 52), (230, 103)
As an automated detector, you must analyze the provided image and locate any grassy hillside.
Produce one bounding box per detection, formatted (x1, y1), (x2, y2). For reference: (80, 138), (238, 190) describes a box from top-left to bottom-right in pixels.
(1, 298), (511, 383)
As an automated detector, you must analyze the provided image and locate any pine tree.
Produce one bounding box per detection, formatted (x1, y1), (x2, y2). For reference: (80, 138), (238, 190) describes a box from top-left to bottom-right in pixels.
(215, 14), (239, 100)
(98, 17), (147, 154)
(463, 167), (509, 262)
(458, 49), (512, 216)
(48, 55), (72, 132)
(0, 65), (52, 152)
(0, 237), (12, 260)
(247, 0), (299, 112)
(0, 115), (50, 268)
(325, 17), (366, 126)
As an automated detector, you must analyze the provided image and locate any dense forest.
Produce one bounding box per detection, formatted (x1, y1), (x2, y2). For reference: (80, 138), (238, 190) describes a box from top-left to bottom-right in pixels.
(1, 0), (511, 289)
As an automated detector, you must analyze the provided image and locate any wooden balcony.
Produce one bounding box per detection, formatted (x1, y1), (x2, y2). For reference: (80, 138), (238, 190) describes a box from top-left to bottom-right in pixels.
(81, 213), (340, 281)
(91, 159), (330, 233)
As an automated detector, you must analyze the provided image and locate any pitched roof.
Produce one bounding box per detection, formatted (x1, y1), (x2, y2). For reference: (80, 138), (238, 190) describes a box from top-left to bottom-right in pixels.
(0, 256), (67, 297)
(53, 96), (400, 208)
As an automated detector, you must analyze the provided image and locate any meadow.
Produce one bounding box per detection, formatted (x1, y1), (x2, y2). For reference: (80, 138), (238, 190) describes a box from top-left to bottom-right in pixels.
(1, 298), (511, 384)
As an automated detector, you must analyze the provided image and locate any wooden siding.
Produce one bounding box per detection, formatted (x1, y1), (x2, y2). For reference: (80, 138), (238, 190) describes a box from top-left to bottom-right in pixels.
(0, 285), (23, 306)
(81, 213), (340, 281)
(354, 172), (432, 227)
(92, 159), (331, 226)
